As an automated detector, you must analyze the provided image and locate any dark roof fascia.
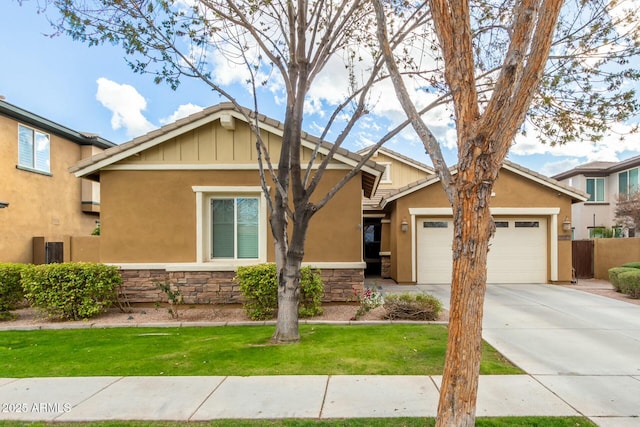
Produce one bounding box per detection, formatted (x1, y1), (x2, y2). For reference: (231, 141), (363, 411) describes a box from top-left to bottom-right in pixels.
(552, 157), (640, 181)
(0, 99), (116, 150)
(553, 168), (609, 180)
(606, 154), (640, 174)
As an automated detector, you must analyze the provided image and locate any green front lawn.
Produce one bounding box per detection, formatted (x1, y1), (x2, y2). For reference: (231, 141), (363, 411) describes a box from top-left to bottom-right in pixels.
(0, 324), (521, 376)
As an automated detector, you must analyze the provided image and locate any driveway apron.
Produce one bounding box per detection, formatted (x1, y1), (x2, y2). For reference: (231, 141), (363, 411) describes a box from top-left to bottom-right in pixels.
(409, 283), (640, 424)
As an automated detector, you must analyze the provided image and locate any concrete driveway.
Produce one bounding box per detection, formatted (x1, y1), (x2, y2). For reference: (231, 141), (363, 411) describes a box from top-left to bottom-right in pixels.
(402, 283), (640, 426)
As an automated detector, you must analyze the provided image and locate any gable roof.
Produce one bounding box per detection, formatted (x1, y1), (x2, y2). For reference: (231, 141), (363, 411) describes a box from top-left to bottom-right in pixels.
(552, 155), (640, 180)
(70, 103), (384, 197)
(0, 99), (115, 150)
(357, 146), (435, 174)
(380, 160), (589, 208)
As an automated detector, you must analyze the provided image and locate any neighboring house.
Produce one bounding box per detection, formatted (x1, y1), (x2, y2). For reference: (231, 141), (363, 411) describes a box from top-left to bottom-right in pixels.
(0, 99), (114, 264)
(363, 155), (588, 284)
(70, 103), (384, 303)
(552, 155), (640, 239)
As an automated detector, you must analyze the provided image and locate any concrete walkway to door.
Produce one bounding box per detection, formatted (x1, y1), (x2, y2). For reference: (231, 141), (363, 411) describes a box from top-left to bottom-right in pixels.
(381, 283), (640, 427)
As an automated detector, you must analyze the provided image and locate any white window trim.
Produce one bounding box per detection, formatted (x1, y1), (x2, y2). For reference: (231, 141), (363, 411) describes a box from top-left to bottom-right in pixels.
(17, 123), (51, 175)
(192, 186), (268, 266)
(585, 177), (606, 202)
(379, 162), (392, 184)
(618, 168), (639, 196)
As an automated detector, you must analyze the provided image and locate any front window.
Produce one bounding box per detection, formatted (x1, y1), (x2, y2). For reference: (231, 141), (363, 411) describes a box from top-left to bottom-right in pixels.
(211, 197), (259, 259)
(18, 124), (50, 173)
(619, 168), (639, 196)
(193, 186), (267, 264)
(586, 177), (605, 202)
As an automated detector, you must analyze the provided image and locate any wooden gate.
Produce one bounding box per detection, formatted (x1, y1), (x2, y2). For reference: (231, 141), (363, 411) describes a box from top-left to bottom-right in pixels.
(572, 240), (594, 279)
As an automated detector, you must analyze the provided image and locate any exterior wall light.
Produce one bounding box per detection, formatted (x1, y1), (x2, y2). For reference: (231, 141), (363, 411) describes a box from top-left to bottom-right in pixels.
(401, 217), (409, 233)
(0, 201), (8, 208)
(562, 216), (571, 232)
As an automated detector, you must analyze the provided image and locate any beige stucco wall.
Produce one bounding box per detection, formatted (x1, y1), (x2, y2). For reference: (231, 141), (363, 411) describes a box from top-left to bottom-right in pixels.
(594, 237), (640, 279)
(68, 235), (101, 262)
(99, 169), (363, 264)
(389, 169), (575, 283)
(98, 116), (362, 265)
(0, 115), (99, 263)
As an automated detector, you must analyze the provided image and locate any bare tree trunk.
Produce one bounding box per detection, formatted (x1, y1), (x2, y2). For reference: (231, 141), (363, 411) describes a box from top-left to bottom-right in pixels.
(436, 181), (495, 426)
(271, 251), (302, 343)
(271, 210), (311, 343)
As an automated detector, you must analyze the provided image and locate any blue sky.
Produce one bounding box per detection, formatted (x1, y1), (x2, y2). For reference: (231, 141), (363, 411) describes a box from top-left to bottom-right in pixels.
(2, 1), (639, 177)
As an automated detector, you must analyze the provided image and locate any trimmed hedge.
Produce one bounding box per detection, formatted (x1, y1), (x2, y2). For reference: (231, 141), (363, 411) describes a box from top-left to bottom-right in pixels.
(608, 267), (637, 292)
(22, 263), (122, 320)
(235, 263), (324, 320)
(0, 263), (27, 319)
(618, 270), (640, 299)
(621, 262), (640, 270)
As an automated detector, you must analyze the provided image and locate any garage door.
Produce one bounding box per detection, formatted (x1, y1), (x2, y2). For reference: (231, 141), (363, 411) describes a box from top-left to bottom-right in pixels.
(416, 218), (547, 284)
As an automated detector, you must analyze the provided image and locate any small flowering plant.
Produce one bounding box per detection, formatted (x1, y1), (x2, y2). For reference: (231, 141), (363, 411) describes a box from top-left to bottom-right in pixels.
(351, 286), (384, 320)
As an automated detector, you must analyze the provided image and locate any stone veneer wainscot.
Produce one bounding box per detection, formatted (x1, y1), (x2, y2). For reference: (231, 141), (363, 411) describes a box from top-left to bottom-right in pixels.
(118, 268), (364, 304)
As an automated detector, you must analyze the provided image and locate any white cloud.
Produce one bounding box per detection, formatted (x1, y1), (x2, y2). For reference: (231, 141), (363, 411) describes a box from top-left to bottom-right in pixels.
(538, 158), (582, 177)
(511, 121), (639, 162)
(159, 103), (204, 125)
(96, 78), (156, 138)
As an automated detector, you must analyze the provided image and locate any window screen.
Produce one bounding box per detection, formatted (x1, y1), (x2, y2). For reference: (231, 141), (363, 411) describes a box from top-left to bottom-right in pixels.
(211, 197), (259, 259)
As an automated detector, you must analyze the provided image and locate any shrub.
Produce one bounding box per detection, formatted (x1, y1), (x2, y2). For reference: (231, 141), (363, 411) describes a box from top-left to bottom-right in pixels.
(351, 286), (384, 320)
(621, 261), (640, 270)
(0, 263), (26, 320)
(608, 267), (637, 292)
(156, 280), (184, 319)
(618, 270), (640, 298)
(299, 267), (324, 318)
(235, 264), (324, 320)
(383, 293), (442, 321)
(21, 263), (122, 320)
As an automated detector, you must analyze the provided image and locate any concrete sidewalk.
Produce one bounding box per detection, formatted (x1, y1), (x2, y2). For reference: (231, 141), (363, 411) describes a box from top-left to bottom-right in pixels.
(0, 374), (582, 422)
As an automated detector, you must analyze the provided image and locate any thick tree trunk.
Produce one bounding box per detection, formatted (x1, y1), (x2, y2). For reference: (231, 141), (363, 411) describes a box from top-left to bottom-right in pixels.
(436, 172), (495, 426)
(271, 212), (311, 344)
(271, 252), (302, 343)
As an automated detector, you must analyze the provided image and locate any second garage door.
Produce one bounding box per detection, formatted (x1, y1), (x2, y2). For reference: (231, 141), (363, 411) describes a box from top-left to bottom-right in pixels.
(416, 217), (547, 284)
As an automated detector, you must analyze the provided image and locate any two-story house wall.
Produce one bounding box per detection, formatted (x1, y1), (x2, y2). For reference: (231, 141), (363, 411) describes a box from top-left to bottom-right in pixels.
(552, 155), (640, 239)
(0, 99), (115, 263)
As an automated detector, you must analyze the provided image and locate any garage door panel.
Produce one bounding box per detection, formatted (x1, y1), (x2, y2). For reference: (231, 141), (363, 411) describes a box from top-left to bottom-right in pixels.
(417, 219), (453, 284)
(417, 217), (547, 284)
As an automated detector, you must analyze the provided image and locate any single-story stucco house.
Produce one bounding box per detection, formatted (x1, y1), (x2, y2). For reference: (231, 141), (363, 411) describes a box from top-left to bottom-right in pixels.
(70, 103), (384, 303)
(72, 104), (588, 303)
(361, 147), (589, 284)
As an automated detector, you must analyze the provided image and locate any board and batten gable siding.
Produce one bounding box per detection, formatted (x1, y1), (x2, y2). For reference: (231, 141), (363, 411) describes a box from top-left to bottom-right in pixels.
(373, 151), (432, 190)
(114, 118), (330, 166)
(389, 168), (575, 283)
